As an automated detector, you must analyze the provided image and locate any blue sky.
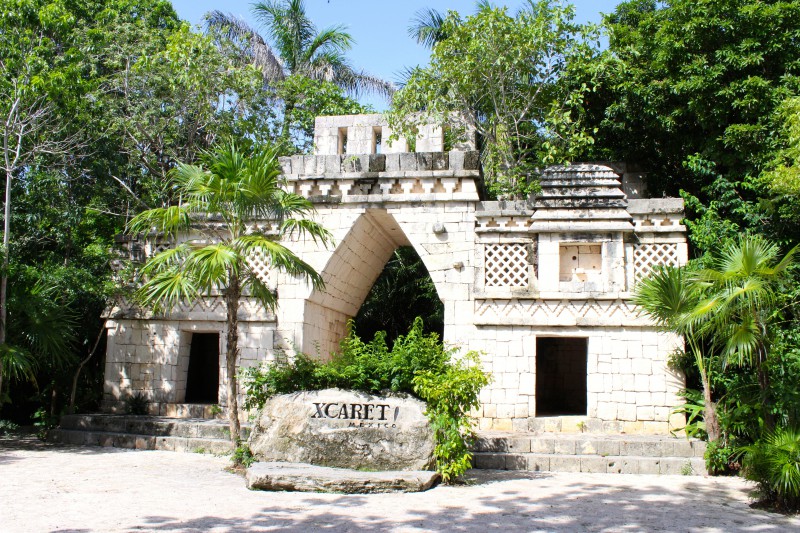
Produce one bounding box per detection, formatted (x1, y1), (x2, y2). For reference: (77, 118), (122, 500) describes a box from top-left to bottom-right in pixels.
(170, 1), (621, 110)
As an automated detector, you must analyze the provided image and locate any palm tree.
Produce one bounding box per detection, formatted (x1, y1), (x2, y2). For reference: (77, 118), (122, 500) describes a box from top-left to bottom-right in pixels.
(635, 235), (797, 440)
(690, 235), (796, 425)
(407, 1), (497, 49)
(127, 140), (331, 445)
(633, 265), (721, 442)
(206, 0), (394, 142)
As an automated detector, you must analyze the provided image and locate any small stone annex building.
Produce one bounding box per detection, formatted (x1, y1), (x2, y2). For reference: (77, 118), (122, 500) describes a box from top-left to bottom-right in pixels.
(104, 114), (688, 434)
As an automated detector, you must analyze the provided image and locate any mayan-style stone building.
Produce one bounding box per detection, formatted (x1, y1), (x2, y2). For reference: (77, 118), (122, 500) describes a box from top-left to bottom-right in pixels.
(104, 114), (687, 434)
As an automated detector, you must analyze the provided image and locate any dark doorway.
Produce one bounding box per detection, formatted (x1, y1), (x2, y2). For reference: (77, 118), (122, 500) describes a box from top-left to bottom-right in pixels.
(354, 246), (444, 345)
(185, 332), (219, 403)
(535, 337), (588, 416)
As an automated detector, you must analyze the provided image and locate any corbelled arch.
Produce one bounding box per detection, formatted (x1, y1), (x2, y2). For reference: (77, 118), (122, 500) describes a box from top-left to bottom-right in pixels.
(300, 208), (444, 356)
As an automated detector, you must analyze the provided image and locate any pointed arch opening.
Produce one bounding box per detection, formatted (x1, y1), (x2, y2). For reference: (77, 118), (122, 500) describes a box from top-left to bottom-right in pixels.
(301, 209), (443, 356)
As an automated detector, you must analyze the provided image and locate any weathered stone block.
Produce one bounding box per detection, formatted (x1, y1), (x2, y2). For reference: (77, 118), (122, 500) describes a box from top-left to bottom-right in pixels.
(246, 462), (439, 493)
(399, 153), (418, 171)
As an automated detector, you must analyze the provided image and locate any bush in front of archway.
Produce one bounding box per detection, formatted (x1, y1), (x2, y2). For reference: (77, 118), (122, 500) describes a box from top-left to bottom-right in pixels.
(241, 318), (490, 482)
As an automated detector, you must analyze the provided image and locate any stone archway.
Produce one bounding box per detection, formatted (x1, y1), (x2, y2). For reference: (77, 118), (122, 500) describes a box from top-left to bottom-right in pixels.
(301, 208), (442, 356)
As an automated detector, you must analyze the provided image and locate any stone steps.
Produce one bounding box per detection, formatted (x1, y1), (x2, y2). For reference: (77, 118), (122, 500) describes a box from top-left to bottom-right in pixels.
(103, 401), (226, 419)
(472, 432), (707, 476)
(49, 414), (249, 454)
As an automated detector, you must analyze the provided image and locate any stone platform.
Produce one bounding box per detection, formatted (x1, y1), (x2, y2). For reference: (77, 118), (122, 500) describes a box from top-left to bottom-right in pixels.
(49, 414), (708, 475)
(473, 431), (707, 475)
(246, 462), (440, 493)
(49, 413), (248, 454)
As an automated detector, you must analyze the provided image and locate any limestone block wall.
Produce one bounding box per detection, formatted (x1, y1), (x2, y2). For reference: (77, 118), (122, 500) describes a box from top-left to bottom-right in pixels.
(464, 324), (683, 434)
(311, 114), (477, 156)
(102, 301), (277, 412)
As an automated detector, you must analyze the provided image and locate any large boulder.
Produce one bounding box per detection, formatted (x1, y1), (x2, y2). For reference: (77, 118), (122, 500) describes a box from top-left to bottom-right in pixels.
(248, 388), (435, 471)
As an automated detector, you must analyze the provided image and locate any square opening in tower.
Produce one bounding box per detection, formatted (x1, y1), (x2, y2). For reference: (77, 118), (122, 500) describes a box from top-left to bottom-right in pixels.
(535, 337), (588, 416)
(559, 244), (602, 282)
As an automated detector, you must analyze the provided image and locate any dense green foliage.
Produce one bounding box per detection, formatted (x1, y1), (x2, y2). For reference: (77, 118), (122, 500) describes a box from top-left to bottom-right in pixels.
(388, 0), (599, 198)
(577, 0), (800, 246)
(242, 318), (490, 481)
(741, 426), (800, 512)
(354, 247), (444, 344)
(0, 0), (373, 422)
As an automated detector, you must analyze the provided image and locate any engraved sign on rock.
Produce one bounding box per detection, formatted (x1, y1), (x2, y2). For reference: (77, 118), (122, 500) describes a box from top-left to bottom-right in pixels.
(248, 388), (435, 471)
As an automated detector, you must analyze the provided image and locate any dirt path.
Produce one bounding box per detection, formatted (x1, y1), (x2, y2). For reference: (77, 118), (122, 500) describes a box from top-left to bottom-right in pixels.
(1, 436), (797, 532)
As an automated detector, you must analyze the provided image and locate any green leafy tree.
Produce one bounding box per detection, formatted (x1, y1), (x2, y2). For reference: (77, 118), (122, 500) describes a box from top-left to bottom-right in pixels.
(388, 0), (599, 198)
(271, 74), (372, 154)
(206, 0), (393, 146)
(577, 0), (800, 246)
(127, 140), (330, 444)
(354, 246), (443, 344)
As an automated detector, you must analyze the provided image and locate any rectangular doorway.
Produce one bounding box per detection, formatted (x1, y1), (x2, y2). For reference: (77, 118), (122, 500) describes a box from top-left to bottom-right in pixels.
(184, 332), (220, 404)
(535, 337), (588, 416)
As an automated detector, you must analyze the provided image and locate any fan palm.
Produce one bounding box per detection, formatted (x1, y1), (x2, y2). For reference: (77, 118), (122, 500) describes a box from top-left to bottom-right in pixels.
(206, 1), (393, 97)
(691, 235), (797, 426)
(127, 140), (331, 445)
(635, 235), (797, 439)
(633, 264), (721, 442)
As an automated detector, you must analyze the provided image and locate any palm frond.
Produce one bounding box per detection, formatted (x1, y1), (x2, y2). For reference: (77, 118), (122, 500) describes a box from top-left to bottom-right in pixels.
(137, 268), (200, 313)
(184, 244), (241, 291)
(127, 205), (191, 240)
(204, 10), (285, 82)
(234, 233), (323, 290)
(279, 218), (333, 246)
(242, 269), (278, 312)
(408, 8), (447, 49)
(139, 243), (192, 276)
(0, 344), (37, 385)
(632, 265), (698, 330)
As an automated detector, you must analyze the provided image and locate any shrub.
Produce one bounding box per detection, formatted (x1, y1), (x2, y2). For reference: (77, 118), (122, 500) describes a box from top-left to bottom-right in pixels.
(740, 426), (800, 512)
(413, 352), (490, 482)
(241, 317), (491, 481)
(232, 444), (256, 468)
(704, 439), (739, 476)
(126, 392), (150, 415)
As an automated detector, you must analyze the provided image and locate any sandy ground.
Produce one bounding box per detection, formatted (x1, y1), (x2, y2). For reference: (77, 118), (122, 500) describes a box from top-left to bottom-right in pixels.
(1, 436), (798, 533)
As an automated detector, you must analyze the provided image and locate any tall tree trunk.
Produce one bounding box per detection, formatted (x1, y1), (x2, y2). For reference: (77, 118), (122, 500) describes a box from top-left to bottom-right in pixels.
(701, 370), (720, 442)
(0, 166), (11, 397)
(280, 97), (296, 150)
(225, 272), (242, 446)
(757, 362), (774, 430)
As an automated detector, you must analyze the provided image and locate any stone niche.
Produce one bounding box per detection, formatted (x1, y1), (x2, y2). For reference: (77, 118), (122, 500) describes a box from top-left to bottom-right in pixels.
(248, 388), (436, 471)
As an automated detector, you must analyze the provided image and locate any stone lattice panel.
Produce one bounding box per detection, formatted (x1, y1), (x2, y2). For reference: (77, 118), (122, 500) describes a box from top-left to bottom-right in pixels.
(633, 243), (680, 282)
(246, 250), (272, 286)
(484, 243), (529, 288)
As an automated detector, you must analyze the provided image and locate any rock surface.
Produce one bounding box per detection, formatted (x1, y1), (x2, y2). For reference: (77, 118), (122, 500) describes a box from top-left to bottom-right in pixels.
(248, 388), (435, 471)
(246, 462), (440, 494)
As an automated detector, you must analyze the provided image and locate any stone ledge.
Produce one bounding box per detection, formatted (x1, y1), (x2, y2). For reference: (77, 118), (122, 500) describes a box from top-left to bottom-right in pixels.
(246, 462), (440, 493)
